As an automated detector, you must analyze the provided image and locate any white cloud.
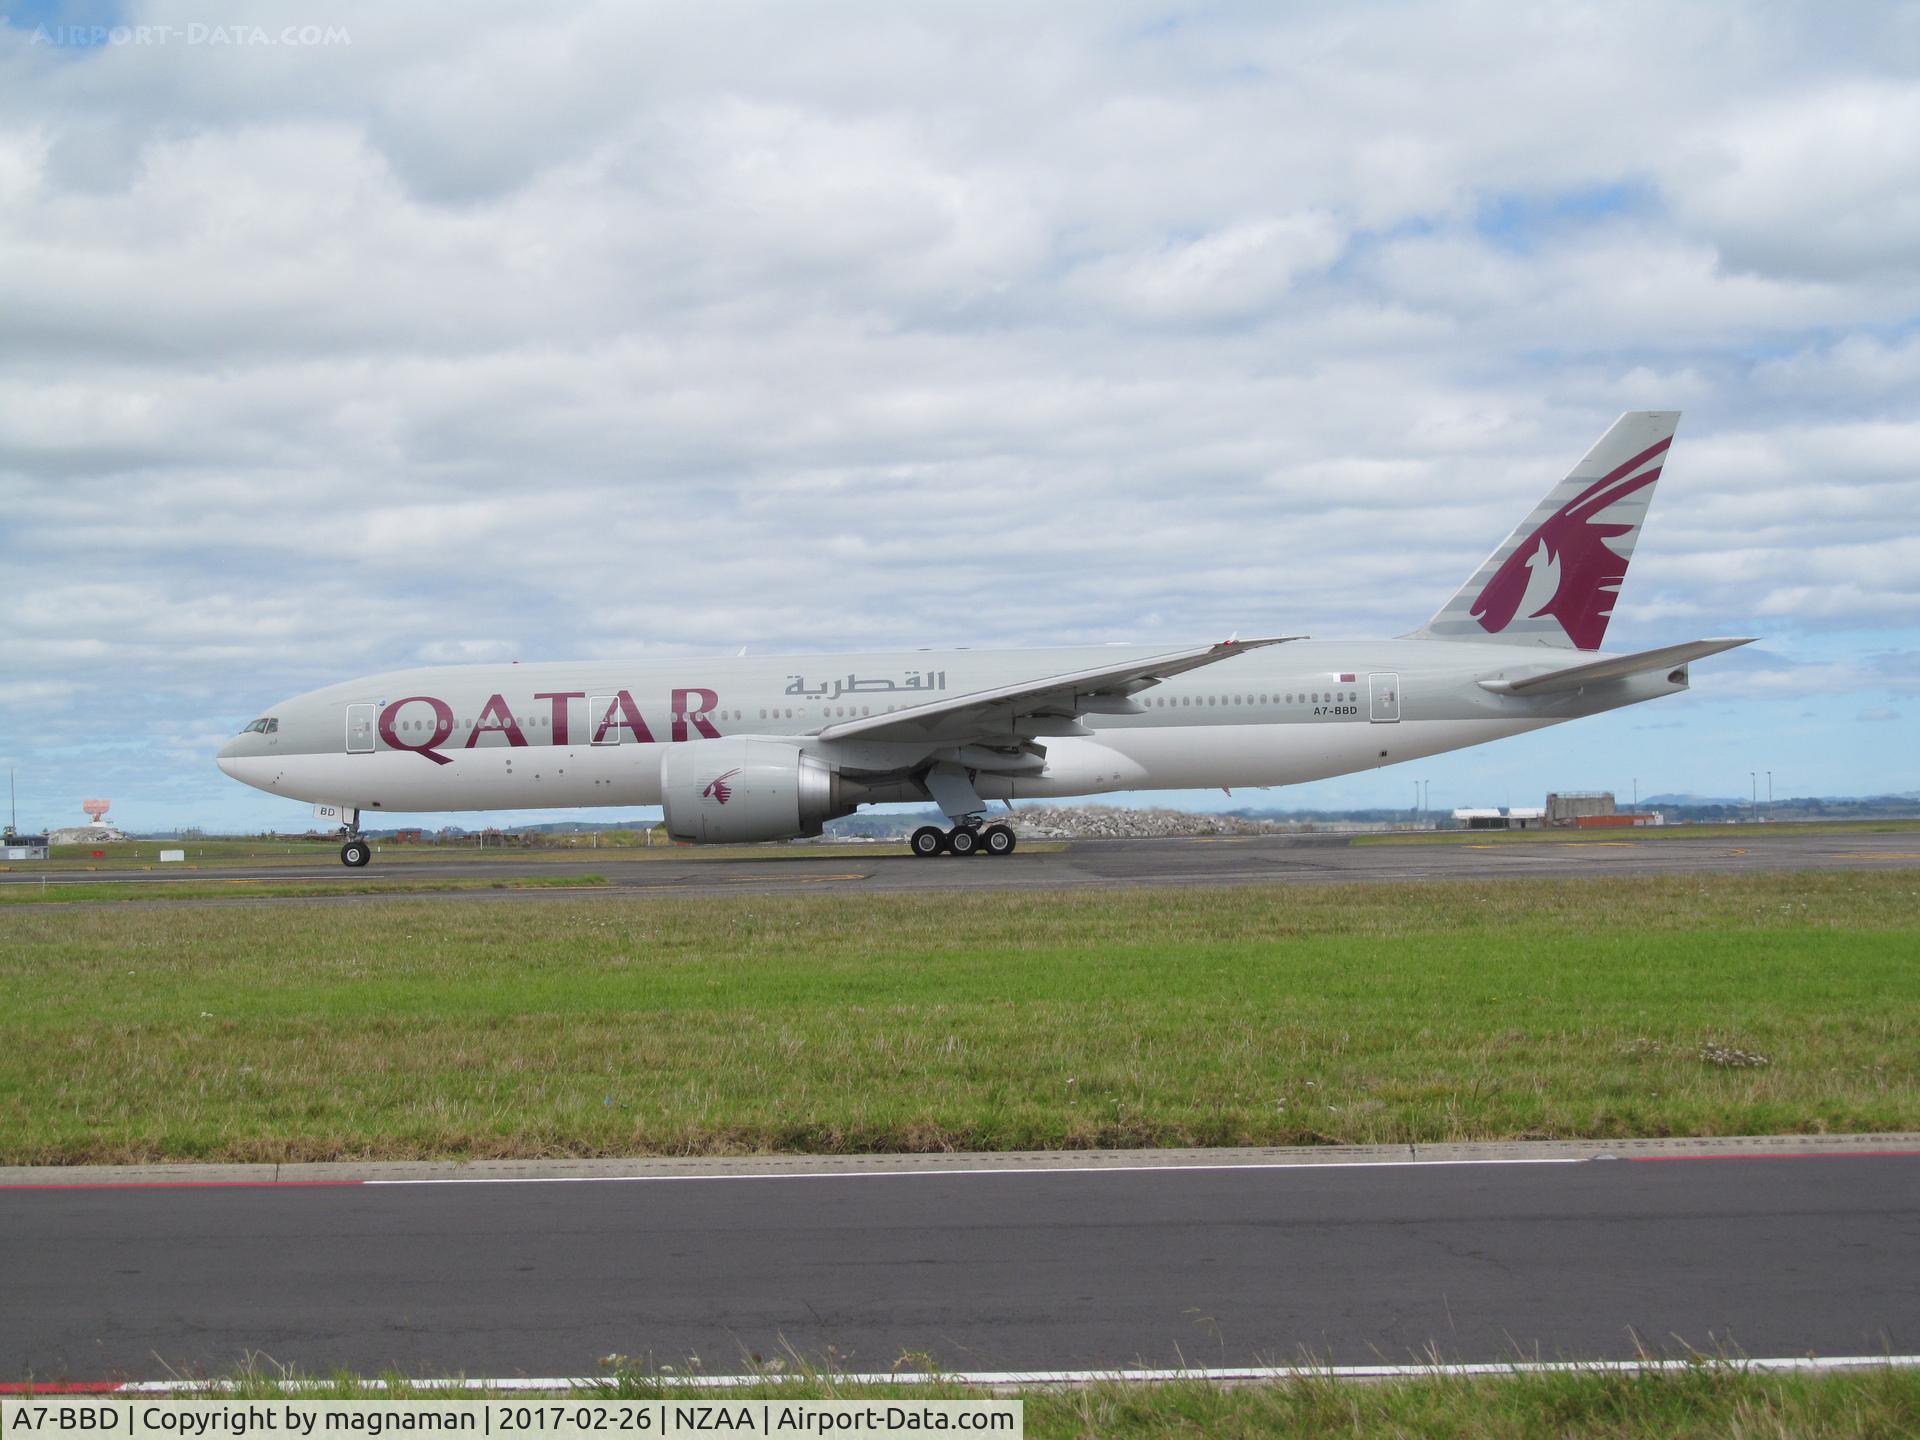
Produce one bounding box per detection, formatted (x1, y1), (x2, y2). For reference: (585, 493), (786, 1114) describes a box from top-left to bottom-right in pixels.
(1670, 83), (1920, 281)
(1, 0), (1917, 825)
(1067, 214), (1346, 321)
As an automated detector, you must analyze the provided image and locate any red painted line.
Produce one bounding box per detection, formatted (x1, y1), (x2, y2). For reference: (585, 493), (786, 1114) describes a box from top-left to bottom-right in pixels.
(0, 1180), (365, 1191)
(1628, 1150), (1920, 1163)
(0, 1382), (128, 1393)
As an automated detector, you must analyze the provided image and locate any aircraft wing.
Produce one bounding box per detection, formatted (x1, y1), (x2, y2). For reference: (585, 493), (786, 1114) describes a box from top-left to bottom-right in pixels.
(809, 636), (1303, 746)
(1477, 638), (1755, 696)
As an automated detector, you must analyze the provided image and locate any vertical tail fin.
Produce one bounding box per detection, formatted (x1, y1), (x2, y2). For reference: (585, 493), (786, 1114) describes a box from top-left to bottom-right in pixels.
(1415, 411), (1680, 651)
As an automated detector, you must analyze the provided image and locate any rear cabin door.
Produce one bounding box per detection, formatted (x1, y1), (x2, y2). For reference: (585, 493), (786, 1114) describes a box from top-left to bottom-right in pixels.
(345, 703), (377, 752)
(1368, 672), (1401, 723)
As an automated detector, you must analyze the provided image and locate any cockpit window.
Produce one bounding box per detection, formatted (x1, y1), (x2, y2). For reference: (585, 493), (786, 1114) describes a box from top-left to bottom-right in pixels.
(239, 718), (279, 735)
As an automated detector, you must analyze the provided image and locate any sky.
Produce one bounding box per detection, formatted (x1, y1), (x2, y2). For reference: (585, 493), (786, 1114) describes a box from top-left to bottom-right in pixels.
(1, 0), (1917, 834)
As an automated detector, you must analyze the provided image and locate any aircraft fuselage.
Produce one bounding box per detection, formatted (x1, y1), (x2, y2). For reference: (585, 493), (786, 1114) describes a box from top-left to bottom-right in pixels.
(217, 638), (1682, 817)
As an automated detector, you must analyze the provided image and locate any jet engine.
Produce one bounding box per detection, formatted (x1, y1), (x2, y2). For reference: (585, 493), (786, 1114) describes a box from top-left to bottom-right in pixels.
(661, 738), (857, 843)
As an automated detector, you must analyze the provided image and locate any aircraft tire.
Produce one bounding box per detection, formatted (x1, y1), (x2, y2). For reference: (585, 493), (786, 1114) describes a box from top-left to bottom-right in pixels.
(947, 826), (980, 857)
(982, 823), (1016, 856)
(909, 826), (947, 858)
(340, 839), (371, 868)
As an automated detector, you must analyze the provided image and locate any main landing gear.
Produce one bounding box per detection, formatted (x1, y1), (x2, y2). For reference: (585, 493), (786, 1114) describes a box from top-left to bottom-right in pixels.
(909, 821), (1017, 858)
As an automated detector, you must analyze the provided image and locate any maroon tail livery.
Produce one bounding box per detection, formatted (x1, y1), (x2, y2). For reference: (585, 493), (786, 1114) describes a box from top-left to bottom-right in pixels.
(1469, 437), (1670, 649)
(1417, 411), (1680, 651)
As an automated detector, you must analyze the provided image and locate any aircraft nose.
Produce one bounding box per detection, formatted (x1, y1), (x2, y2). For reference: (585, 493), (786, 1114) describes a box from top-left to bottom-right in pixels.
(217, 735), (241, 776)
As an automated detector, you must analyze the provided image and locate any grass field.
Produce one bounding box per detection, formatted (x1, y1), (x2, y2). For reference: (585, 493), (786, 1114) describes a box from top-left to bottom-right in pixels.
(0, 875), (609, 905)
(2, 869), (1915, 1164)
(1356, 817), (1920, 845)
(10, 835), (927, 870)
(47, 1365), (1920, 1439)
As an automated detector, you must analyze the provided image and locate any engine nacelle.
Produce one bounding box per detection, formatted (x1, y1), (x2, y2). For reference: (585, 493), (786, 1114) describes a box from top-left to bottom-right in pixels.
(661, 738), (854, 843)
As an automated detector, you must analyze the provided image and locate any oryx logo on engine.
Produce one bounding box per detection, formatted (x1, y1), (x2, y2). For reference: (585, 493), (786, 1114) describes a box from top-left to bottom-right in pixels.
(702, 768), (741, 805)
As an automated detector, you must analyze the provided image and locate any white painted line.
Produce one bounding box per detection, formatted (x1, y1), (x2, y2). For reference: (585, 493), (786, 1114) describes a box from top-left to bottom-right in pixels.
(95, 1355), (1920, 1393)
(361, 1156), (1590, 1186)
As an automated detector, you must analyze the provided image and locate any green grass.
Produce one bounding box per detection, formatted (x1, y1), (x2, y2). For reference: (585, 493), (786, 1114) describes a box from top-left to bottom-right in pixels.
(0, 875), (610, 904)
(1357, 818), (1920, 845)
(1, 870), (1916, 1164)
(29, 1364), (1920, 1439)
(12, 835), (934, 871)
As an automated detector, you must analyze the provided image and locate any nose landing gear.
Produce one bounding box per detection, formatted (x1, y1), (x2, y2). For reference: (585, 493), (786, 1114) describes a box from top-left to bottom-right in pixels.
(332, 808), (371, 867)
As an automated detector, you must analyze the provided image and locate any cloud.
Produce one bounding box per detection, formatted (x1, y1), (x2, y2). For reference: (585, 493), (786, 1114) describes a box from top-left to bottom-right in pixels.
(1066, 214), (1346, 321)
(1669, 83), (1920, 282)
(1, 0), (1917, 827)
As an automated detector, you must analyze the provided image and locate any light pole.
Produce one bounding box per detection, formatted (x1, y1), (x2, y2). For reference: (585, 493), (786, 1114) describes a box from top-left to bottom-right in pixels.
(1750, 771), (1757, 821)
(1422, 779), (1431, 816)
(1632, 777), (1638, 810)
(1767, 771), (1773, 810)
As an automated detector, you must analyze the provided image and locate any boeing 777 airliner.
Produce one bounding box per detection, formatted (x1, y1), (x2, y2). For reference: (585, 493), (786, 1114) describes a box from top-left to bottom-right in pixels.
(219, 412), (1750, 865)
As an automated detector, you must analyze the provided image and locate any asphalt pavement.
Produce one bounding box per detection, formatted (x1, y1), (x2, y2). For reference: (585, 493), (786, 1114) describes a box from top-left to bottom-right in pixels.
(4, 828), (1917, 905)
(5, 1148), (1916, 1381)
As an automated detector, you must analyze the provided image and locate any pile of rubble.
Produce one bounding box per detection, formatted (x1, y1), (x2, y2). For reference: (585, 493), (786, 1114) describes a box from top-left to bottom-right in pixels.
(1008, 805), (1295, 839)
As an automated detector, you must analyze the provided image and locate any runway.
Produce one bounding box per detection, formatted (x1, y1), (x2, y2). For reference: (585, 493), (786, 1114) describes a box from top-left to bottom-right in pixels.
(4, 1147), (1916, 1381)
(5, 828), (1917, 904)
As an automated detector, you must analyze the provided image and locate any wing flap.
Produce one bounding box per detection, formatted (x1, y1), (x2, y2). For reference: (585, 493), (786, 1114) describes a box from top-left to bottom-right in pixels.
(1478, 638), (1755, 695)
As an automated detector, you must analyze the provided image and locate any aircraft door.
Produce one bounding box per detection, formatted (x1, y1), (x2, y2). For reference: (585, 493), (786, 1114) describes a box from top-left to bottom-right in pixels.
(1369, 673), (1401, 723)
(346, 703), (377, 753)
(589, 695), (621, 745)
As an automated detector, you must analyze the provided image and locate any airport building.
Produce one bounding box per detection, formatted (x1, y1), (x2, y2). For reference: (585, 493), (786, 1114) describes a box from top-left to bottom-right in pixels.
(1451, 807), (1545, 830)
(1544, 791), (1664, 828)
(1546, 791), (1615, 823)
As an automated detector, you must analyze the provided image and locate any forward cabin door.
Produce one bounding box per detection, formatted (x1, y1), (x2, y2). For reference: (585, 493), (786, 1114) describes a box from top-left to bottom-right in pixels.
(1368, 673), (1401, 723)
(345, 703), (376, 753)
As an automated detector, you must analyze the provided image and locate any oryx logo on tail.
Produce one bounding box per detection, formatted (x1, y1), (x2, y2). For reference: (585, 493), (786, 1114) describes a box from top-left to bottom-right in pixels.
(701, 768), (741, 805)
(1413, 411), (1680, 652)
(1469, 436), (1669, 650)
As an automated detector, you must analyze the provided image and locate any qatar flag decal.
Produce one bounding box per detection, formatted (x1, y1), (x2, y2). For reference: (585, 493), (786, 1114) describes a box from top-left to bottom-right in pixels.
(1339, 673), (1356, 683)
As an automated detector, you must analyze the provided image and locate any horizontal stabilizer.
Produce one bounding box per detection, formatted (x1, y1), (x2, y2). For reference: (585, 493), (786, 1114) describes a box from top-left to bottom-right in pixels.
(1477, 638), (1755, 696)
